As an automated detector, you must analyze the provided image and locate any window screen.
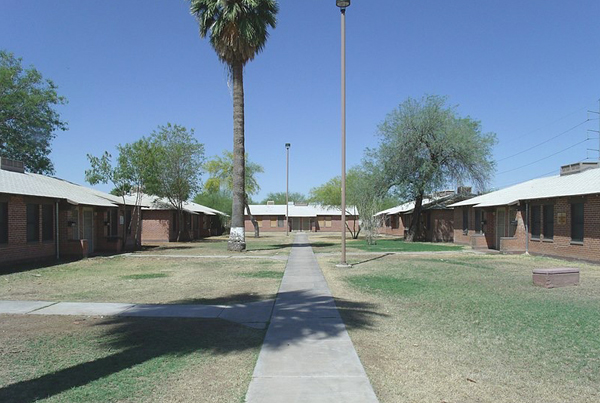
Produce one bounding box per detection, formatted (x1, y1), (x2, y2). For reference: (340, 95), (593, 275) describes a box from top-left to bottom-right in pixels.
(27, 204), (39, 242)
(571, 203), (584, 242)
(543, 205), (554, 240)
(0, 202), (8, 244)
(531, 206), (541, 239)
(42, 204), (54, 241)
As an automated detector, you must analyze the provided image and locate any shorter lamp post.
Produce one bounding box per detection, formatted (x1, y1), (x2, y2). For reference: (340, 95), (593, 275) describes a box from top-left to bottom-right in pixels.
(285, 143), (291, 236)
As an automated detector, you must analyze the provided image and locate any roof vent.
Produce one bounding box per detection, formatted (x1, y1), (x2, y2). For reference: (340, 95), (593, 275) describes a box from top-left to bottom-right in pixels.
(294, 202), (308, 206)
(0, 158), (25, 173)
(457, 186), (472, 194)
(560, 162), (599, 176)
(266, 200), (275, 205)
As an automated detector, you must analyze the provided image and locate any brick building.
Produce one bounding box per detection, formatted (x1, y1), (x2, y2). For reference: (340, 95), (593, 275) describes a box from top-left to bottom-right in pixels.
(245, 203), (358, 233)
(128, 193), (227, 243)
(0, 158), (139, 266)
(450, 162), (600, 263)
(376, 191), (472, 242)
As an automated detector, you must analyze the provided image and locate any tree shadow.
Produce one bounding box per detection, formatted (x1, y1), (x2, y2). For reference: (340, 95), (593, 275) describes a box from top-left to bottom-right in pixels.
(352, 253), (393, 266)
(170, 292), (271, 305)
(0, 258), (79, 276)
(0, 290), (383, 402)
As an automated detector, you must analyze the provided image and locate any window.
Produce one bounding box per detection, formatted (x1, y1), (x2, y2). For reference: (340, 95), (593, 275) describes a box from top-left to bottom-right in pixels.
(531, 205), (541, 239)
(68, 207), (79, 240)
(474, 210), (481, 233)
(277, 217), (284, 227)
(571, 203), (584, 242)
(508, 207), (518, 237)
(325, 217), (332, 228)
(543, 205), (554, 240)
(462, 208), (468, 234)
(26, 204), (39, 242)
(0, 202), (8, 244)
(270, 218), (277, 228)
(109, 209), (119, 236)
(42, 204), (54, 241)
(391, 215), (399, 229)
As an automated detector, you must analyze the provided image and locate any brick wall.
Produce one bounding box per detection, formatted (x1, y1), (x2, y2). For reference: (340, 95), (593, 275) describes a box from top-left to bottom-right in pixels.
(141, 210), (171, 243)
(245, 215), (359, 233)
(428, 209), (454, 242)
(527, 196), (600, 262)
(454, 196), (600, 262)
(380, 213), (405, 236)
(0, 195), (57, 265)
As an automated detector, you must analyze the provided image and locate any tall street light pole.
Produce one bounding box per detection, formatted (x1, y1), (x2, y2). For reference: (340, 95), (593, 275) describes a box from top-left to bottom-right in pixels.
(337, 0), (350, 266)
(285, 143), (291, 236)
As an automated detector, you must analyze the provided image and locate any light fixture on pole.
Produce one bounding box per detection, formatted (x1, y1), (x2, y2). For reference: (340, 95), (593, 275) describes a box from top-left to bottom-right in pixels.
(285, 143), (291, 236)
(337, 0), (350, 267)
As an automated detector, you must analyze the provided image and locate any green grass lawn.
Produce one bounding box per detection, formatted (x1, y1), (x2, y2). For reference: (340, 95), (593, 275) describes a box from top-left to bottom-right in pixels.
(320, 253), (600, 402)
(308, 233), (463, 253)
(0, 315), (263, 403)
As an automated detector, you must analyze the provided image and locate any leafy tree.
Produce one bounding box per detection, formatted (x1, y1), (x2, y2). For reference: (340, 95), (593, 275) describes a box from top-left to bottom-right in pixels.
(0, 50), (67, 174)
(190, 0), (278, 251)
(145, 123), (205, 242)
(261, 191), (306, 205)
(374, 95), (496, 241)
(85, 138), (154, 248)
(203, 151), (264, 237)
(309, 167), (390, 239)
(116, 138), (154, 244)
(194, 188), (232, 229)
(85, 151), (131, 248)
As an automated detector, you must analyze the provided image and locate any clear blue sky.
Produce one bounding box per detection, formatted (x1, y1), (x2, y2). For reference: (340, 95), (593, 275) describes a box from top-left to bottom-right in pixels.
(2, 0), (600, 201)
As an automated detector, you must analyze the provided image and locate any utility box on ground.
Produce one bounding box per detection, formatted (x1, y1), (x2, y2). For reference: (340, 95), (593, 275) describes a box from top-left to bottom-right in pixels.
(532, 268), (580, 288)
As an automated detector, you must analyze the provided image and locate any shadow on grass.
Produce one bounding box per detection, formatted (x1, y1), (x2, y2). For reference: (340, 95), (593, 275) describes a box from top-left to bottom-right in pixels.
(0, 258), (80, 276)
(352, 253), (393, 266)
(170, 292), (271, 305)
(0, 290), (382, 402)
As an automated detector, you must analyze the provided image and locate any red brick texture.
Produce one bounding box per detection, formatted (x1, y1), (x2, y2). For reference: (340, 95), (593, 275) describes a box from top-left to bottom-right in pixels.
(244, 215), (359, 233)
(0, 194), (142, 266)
(453, 195), (600, 263)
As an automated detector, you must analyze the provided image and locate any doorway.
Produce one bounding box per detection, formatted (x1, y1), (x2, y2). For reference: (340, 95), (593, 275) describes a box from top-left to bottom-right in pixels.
(496, 208), (505, 250)
(83, 208), (94, 254)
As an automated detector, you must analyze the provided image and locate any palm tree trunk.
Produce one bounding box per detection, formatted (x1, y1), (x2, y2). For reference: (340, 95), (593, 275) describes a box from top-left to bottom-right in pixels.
(228, 61), (246, 251)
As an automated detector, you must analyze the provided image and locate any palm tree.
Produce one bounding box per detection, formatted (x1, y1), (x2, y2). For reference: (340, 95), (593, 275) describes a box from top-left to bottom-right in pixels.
(190, 0), (278, 251)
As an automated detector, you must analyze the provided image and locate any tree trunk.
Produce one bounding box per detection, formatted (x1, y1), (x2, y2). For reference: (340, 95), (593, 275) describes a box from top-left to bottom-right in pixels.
(405, 193), (424, 242)
(228, 61), (246, 251)
(133, 192), (142, 250)
(121, 195), (127, 250)
(245, 199), (259, 238)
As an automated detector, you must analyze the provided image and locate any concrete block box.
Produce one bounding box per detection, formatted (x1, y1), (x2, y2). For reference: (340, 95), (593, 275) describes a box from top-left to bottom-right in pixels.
(533, 268), (580, 288)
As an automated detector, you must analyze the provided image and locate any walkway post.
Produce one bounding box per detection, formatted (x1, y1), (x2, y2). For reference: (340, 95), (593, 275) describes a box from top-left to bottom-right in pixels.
(285, 143), (290, 236)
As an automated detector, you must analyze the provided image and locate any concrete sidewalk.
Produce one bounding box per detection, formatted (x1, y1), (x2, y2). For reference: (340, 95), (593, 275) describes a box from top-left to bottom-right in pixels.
(245, 233), (379, 403)
(0, 299), (274, 329)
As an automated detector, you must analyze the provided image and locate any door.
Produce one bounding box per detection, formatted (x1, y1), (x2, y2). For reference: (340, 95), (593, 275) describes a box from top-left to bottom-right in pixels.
(496, 208), (505, 250)
(302, 218), (309, 231)
(83, 209), (94, 254)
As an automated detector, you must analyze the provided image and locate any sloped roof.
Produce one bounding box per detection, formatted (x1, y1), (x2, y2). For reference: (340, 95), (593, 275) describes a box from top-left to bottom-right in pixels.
(248, 204), (358, 217)
(450, 167), (600, 208)
(375, 199), (433, 216)
(124, 193), (228, 217)
(0, 169), (131, 207)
